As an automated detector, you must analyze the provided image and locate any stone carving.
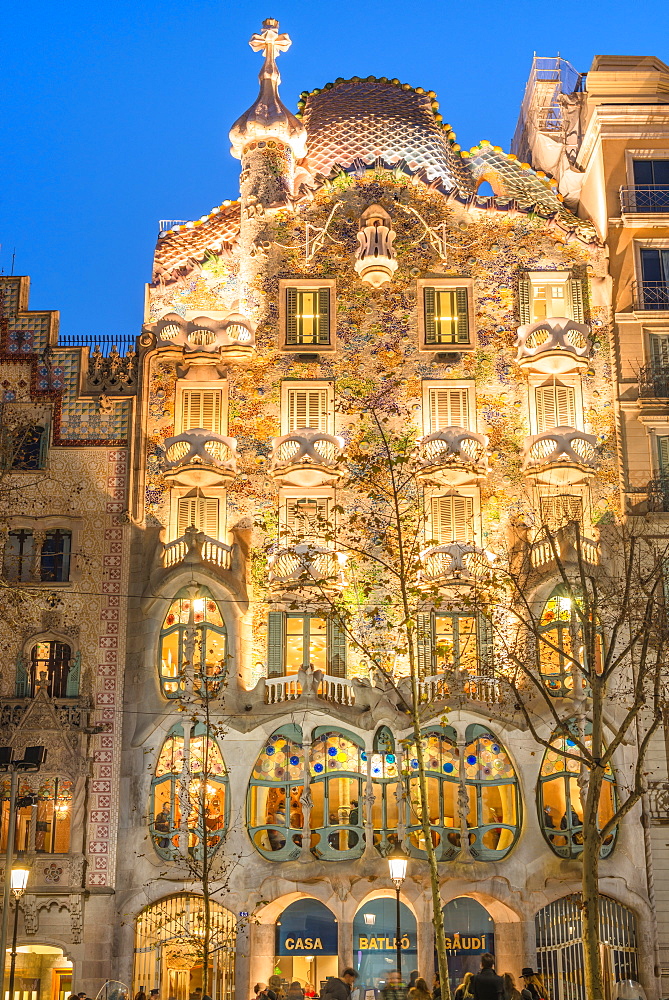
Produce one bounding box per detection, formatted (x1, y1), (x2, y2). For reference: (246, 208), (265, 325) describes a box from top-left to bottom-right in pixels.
(354, 205), (398, 287)
(22, 895), (38, 935)
(85, 345), (137, 395)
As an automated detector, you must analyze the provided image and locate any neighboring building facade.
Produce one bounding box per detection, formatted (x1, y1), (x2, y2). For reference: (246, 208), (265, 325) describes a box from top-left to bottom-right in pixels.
(1, 25), (668, 1000)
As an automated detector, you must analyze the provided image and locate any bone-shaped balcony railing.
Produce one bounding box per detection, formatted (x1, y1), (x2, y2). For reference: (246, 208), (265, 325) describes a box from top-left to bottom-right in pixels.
(144, 312), (255, 353)
(162, 429), (239, 486)
(268, 544), (347, 592)
(269, 428), (345, 486)
(515, 317), (591, 374)
(417, 427), (489, 483)
(419, 542), (496, 587)
(522, 426), (598, 483)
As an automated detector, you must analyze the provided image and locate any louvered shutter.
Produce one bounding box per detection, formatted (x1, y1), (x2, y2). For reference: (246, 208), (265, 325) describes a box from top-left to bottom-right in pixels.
(181, 389), (222, 433)
(431, 495), (474, 543)
(535, 385), (576, 431)
(477, 615), (494, 677)
(651, 335), (669, 367)
(318, 288), (331, 345)
(428, 387), (470, 431)
(416, 612), (433, 677)
(177, 496), (219, 537)
(540, 495), (583, 531)
(285, 497), (329, 540)
(455, 288), (470, 344)
(287, 388), (328, 430)
(518, 276), (532, 325)
(327, 619), (347, 677)
(15, 652), (28, 698)
(569, 277), (585, 323)
(286, 287), (298, 345)
(658, 436), (669, 478)
(65, 651), (81, 697)
(267, 611), (285, 678)
(424, 286), (437, 345)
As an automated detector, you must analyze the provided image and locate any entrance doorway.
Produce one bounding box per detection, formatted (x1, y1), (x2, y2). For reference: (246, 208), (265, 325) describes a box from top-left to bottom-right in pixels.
(354, 898), (417, 990)
(274, 899), (338, 994)
(9, 945), (72, 1000)
(441, 898), (495, 993)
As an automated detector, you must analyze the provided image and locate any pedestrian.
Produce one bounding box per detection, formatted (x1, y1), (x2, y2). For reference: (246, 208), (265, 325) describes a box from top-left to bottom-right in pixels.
(432, 974), (441, 1000)
(409, 978), (432, 1000)
(408, 973), (419, 991)
(470, 954), (503, 1000)
(518, 970), (547, 1000)
(322, 968), (359, 1000)
(134, 992), (147, 1000)
(269, 976), (285, 1000)
(381, 971), (407, 1000)
(454, 973), (474, 1000)
(502, 975), (521, 1000)
(286, 984), (304, 1000)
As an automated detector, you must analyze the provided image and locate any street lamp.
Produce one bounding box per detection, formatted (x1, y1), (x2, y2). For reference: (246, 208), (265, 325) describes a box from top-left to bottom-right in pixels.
(387, 845), (408, 981)
(0, 746), (47, 999)
(8, 867), (29, 1000)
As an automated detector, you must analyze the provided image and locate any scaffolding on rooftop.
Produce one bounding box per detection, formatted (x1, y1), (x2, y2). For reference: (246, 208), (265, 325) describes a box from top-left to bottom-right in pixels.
(511, 56), (584, 165)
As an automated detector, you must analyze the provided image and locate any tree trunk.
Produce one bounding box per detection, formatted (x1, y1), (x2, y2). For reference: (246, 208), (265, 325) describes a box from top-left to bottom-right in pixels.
(581, 773), (604, 1000)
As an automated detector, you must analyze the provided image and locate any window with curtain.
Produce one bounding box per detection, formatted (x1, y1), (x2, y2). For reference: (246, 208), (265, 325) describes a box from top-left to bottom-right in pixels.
(150, 724), (228, 861)
(539, 730), (616, 859)
(639, 248), (669, 309)
(158, 589), (227, 698)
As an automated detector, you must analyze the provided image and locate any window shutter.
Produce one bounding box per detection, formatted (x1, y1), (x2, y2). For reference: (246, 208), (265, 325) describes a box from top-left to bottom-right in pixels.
(15, 652), (28, 698)
(431, 495), (474, 543)
(540, 495), (584, 531)
(286, 287), (298, 345)
(416, 612), (433, 677)
(177, 496), (219, 538)
(327, 619), (347, 677)
(535, 385), (576, 431)
(658, 436), (669, 478)
(651, 335), (669, 367)
(518, 276), (531, 325)
(65, 651), (81, 697)
(318, 288), (331, 345)
(181, 389), (222, 433)
(285, 497), (329, 540)
(569, 278), (585, 323)
(477, 616), (494, 677)
(287, 388), (328, 431)
(428, 386), (470, 431)
(267, 612), (285, 678)
(455, 288), (469, 343)
(424, 286), (437, 345)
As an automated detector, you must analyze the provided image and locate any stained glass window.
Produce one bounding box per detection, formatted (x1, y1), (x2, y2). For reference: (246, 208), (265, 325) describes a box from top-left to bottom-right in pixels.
(1, 776), (72, 853)
(159, 588), (227, 698)
(248, 726), (306, 861)
(539, 730), (616, 859)
(150, 724), (228, 861)
(539, 588), (603, 697)
(309, 729), (365, 859)
(370, 727), (401, 856)
(405, 728), (461, 860)
(463, 727), (520, 859)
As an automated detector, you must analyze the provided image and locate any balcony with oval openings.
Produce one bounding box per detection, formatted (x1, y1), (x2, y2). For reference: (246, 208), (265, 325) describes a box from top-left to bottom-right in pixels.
(146, 312), (256, 359)
(162, 430), (239, 488)
(269, 429), (345, 487)
(416, 427), (489, 486)
(515, 318), (591, 375)
(522, 428), (598, 485)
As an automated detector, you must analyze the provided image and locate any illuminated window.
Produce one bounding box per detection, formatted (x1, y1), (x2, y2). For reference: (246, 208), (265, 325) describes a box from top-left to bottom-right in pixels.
(25, 641), (75, 698)
(423, 287), (470, 346)
(405, 727), (461, 861)
(150, 724), (228, 861)
(539, 588), (603, 697)
(370, 726), (401, 856)
(158, 589), (227, 698)
(430, 495), (475, 543)
(539, 729), (616, 859)
(266, 612), (346, 678)
(285, 287), (331, 346)
(248, 725), (306, 861)
(519, 272), (585, 324)
(1, 776), (72, 853)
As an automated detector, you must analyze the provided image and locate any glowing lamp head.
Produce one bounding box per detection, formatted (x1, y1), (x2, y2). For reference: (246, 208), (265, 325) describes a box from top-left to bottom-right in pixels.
(10, 868), (29, 894)
(387, 845), (408, 886)
(192, 598), (205, 616)
(363, 913), (376, 926)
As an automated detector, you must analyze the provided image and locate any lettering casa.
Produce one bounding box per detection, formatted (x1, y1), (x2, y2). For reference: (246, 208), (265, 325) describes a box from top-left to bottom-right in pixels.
(358, 936), (411, 951)
(284, 937), (323, 951)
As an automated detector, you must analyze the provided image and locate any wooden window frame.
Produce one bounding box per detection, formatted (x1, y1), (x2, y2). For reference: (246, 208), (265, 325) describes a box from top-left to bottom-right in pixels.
(421, 379), (475, 434)
(528, 375), (584, 433)
(175, 380), (227, 435)
(278, 278), (337, 352)
(280, 380), (334, 435)
(169, 488), (226, 542)
(427, 488), (481, 545)
(417, 278), (475, 353)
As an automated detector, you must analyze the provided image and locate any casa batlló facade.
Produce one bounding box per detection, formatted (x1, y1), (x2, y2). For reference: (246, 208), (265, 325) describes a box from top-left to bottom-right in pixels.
(1, 22), (669, 1000)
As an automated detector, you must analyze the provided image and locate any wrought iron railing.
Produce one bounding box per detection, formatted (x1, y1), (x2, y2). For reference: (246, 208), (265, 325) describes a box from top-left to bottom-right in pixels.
(620, 185), (669, 214)
(646, 478), (669, 512)
(633, 281), (669, 311)
(638, 364), (669, 398)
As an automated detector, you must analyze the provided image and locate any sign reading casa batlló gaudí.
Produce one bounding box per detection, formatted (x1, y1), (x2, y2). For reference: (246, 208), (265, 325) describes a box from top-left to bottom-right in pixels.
(1, 19), (669, 1000)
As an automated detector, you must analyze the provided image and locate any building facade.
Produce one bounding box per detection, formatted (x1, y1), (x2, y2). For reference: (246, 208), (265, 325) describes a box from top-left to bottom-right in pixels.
(1, 24), (669, 1000)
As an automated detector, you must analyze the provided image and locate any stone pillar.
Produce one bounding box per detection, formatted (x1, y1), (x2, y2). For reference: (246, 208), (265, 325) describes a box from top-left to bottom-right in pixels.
(251, 922), (276, 986)
(339, 915), (354, 972)
(235, 919), (251, 1000)
(417, 918), (434, 988)
(494, 919), (526, 979)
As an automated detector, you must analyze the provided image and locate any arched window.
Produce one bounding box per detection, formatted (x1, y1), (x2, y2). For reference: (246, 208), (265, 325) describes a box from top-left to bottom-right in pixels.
(248, 726), (305, 861)
(539, 729), (616, 859)
(464, 724), (520, 859)
(539, 588), (602, 697)
(406, 727), (461, 861)
(23, 641), (76, 698)
(150, 724), (228, 861)
(309, 728), (365, 859)
(158, 588), (227, 698)
(370, 726), (401, 856)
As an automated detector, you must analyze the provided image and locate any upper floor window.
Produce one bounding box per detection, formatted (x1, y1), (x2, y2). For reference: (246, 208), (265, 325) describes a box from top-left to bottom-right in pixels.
(282, 496), (330, 544)
(370, 727), (401, 856)
(158, 589), (227, 698)
(639, 248), (669, 310)
(280, 280), (335, 350)
(632, 159), (669, 212)
(422, 286), (471, 348)
(267, 611), (346, 678)
(150, 724), (228, 861)
(176, 493), (220, 540)
(284, 384), (330, 433)
(19, 641), (79, 699)
(424, 384), (471, 432)
(417, 611), (492, 680)
(519, 272), (585, 324)
(1, 776), (72, 853)
(40, 529), (72, 582)
(539, 729), (616, 859)
(430, 495), (475, 544)
(539, 494), (584, 532)
(538, 588), (603, 697)
(248, 726), (306, 861)
(533, 382), (578, 432)
(649, 332), (669, 368)
(2, 423), (48, 471)
(4, 528), (72, 583)
(176, 385), (225, 434)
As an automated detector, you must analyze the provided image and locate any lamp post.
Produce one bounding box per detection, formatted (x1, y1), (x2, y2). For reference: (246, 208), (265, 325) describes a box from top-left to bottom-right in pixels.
(7, 867), (29, 1000)
(0, 747), (47, 999)
(387, 845), (408, 982)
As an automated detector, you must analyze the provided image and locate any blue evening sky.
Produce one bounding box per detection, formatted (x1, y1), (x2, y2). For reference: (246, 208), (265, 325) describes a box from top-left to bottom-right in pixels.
(1, 0), (667, 341)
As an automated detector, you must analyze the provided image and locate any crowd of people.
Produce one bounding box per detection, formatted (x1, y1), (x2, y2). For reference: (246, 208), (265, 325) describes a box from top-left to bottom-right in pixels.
(252, 958), (548, 1000)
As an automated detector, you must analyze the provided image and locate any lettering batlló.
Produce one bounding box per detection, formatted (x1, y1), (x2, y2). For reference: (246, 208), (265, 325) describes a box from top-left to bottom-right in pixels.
(358, 936), (412, 950)
(285, 938), (324, 951)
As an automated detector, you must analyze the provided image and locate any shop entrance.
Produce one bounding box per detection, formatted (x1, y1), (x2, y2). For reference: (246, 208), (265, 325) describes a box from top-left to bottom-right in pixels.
(8, 945), (72, 1000)
(442, 898), (495, 993)
(275, 899), (338, 994)
(354, 898), (417, 990)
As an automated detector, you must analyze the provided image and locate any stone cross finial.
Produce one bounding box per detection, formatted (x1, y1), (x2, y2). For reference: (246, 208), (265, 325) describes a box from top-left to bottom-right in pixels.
(249, 19), (292, 74)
